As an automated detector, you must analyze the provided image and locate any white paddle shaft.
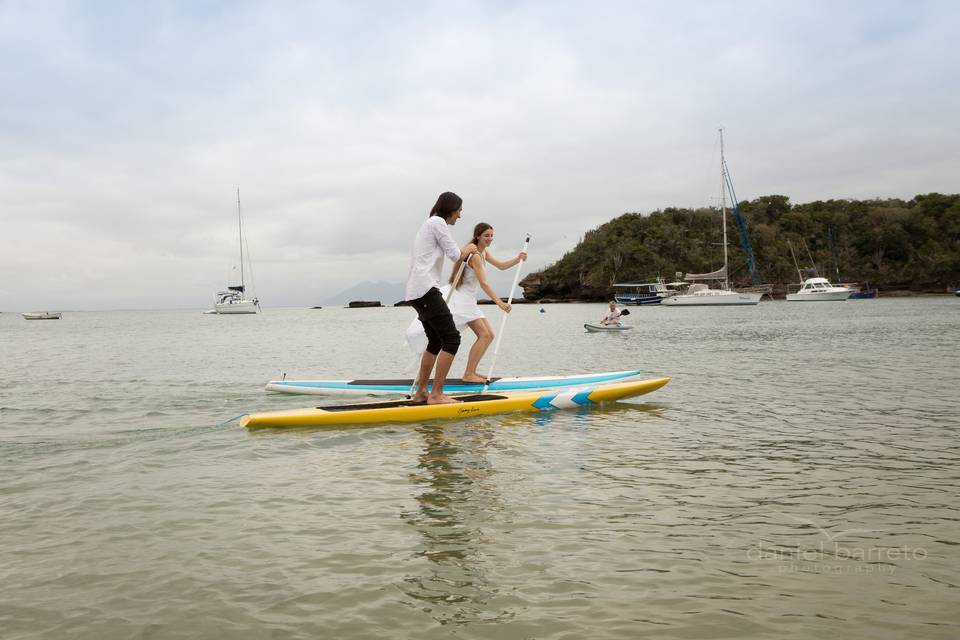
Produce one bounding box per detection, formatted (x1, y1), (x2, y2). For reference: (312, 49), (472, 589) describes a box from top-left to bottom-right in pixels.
(483, 235), (530, 390)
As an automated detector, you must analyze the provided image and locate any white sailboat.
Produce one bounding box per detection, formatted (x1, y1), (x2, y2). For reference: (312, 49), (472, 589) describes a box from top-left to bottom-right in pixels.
(212, 189), (260, 314)
(662, 130), (761, 307)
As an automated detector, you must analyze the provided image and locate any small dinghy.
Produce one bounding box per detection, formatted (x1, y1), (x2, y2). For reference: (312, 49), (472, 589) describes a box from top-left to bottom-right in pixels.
(22, 312), (62, 320)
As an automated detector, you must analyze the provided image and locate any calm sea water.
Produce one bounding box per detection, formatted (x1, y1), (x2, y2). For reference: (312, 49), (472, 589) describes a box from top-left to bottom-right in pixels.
(1, 298), (958, 639)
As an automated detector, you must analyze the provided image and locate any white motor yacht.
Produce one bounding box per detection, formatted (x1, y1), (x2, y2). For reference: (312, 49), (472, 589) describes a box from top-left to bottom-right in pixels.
(786, 278), (852, 301)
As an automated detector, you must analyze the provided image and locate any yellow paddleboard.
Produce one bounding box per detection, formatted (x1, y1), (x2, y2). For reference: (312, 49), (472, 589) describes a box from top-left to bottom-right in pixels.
(241, 377), (670, 429)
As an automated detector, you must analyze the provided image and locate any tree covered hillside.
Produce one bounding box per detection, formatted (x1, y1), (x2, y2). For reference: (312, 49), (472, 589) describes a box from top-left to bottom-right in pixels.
(519, 193), (960, 300)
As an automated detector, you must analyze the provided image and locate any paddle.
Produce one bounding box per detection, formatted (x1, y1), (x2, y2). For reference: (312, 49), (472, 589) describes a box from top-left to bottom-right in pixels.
(483, 235), (531, 391)
(598, 306), (629, 326)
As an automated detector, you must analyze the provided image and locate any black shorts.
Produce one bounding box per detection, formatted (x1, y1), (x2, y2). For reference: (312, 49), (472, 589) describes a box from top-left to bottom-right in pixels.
(410, 287), (461, 356)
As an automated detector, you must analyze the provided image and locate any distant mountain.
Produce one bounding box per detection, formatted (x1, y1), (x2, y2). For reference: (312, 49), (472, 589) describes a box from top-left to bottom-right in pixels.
(323, 280), (406, 306)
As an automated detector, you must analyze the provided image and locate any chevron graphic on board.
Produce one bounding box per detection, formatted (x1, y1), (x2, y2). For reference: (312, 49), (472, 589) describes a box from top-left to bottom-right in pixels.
(532, 387), (596, 410)
(532, 394), (558, 410)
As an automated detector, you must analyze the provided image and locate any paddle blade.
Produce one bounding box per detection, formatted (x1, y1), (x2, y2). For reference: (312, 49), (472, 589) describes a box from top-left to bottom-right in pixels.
(620, 308), (631, 316)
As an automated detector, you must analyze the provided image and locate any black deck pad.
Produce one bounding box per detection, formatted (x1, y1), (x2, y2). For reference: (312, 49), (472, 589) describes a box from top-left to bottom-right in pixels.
(320, 394), (508, 412)
(348, 377), (502, 386)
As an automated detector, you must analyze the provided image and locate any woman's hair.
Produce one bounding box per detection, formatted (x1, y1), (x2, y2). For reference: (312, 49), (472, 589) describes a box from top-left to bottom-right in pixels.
(449, 223), (493, 289)
(429, 192), (463, 220)
(471, 223), (492, 246)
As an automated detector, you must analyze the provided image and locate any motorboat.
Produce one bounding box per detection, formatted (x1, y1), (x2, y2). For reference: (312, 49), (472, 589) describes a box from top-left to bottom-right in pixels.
(786, 277), (852, 301)
(842, 283), (878, 299)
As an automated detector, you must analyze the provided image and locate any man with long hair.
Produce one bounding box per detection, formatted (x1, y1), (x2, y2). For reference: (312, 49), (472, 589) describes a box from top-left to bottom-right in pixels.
(404, 191), (474, 403)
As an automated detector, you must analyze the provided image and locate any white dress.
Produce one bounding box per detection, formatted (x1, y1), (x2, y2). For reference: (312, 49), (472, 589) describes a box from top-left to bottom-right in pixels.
(405, 255), (486, 354)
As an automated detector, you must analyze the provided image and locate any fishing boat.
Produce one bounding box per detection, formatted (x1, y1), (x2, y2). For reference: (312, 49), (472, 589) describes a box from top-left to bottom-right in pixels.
(785, 240), (851, 301)
(662, 130), (761, 307)
(22, 312), (62, 320)
(267, 369), (646, 396)
(211, 189), (260, 314)
(612, 278), (678, 305)
(242, 377), (670, 428)
(786, 278), (853, 301)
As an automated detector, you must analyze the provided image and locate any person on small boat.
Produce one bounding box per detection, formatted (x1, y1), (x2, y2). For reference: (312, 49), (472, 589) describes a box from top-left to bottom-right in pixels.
(447, 223), (527, 383)
(404, 191), (475, 404)
(599, 301), (623, 326)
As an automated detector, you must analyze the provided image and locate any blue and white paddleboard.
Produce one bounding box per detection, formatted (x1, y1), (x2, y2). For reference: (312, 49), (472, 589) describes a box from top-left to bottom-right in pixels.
(265, 370), (643, 396)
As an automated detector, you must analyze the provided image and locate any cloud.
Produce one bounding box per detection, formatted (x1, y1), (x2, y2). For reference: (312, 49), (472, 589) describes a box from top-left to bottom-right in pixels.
(1, 1), (958, 309)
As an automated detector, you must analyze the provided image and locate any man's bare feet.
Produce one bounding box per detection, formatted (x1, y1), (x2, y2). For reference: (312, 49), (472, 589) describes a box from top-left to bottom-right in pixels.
(461, 375), (486, 383)
(427, 393), (461, 404)
(410, 391), (428, 403)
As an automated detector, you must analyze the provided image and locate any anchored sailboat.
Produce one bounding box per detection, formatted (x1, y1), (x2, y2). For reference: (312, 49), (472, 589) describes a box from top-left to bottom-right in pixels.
(663, 130), (762, 306)
(212, 189), (260, 314)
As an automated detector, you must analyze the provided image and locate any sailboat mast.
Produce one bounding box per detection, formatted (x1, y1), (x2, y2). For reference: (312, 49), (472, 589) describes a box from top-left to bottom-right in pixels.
(237, 188), (245, 290)
(720, 128), (729, 291)
(788, 240), (803, 284)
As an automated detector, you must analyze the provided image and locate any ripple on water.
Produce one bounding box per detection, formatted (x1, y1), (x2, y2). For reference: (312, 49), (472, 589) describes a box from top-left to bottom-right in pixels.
(1, 302), (959, 638)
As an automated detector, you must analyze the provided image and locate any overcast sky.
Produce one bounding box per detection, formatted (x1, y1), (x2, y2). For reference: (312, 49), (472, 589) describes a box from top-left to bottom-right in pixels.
(1, 0), (957, 310)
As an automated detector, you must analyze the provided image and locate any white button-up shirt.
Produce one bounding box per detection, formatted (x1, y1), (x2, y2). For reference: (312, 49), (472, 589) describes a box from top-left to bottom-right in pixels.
(404, 215), (461, 301)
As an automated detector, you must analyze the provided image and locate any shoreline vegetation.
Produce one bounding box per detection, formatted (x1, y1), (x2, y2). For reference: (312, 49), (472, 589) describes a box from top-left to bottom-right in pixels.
(519, 193), (960, 301)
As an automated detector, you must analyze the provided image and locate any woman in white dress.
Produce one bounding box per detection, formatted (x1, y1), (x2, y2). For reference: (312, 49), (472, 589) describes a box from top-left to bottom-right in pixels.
(405, 223), (526, 383)
(448, 223), (527, 383)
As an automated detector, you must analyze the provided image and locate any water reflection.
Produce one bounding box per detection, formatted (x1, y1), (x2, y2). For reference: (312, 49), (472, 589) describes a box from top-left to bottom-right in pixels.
(398, 402), (667, 625)
(399, 422), (512, 625)
(497, 401), (668, 431)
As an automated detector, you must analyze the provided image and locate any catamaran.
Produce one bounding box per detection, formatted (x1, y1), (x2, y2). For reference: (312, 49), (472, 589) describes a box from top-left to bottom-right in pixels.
(663, 130), (761, 307)
(211, 189), (260, 314)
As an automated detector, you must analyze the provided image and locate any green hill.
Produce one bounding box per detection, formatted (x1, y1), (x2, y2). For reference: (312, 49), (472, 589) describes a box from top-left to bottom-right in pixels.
(520, 193), (960, 300)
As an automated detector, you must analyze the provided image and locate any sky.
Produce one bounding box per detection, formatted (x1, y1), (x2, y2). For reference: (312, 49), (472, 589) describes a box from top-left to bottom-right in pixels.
(1, 0), (958, 310)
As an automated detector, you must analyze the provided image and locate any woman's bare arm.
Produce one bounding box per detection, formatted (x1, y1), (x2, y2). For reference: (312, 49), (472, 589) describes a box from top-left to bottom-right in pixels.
(472, 255), (511, 312)
(485, 250), (527, 271)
